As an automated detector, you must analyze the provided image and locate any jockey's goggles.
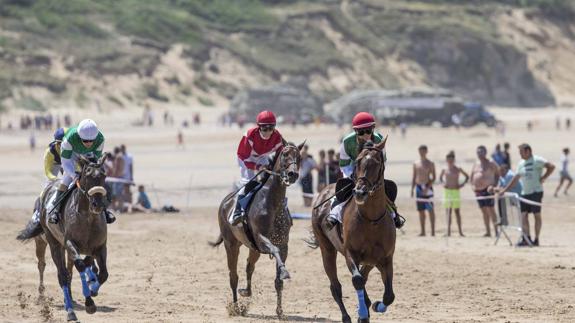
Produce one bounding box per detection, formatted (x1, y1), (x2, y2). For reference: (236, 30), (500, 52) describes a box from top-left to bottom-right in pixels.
(355, 127), (374, 136)
(81, 139), (95, 143)
(259, 125), (275, 132)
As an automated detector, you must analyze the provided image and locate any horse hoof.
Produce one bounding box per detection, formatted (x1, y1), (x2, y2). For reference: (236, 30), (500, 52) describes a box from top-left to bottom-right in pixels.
(372, 301), (387, 313)
(91, 290), (98, 297)
(238, 288), (251, 297)
(67, 310), (77, 321)
(357, 318), (370, 323)
(342, 315), (352, 323)
(85, 298), (97, 314)
(279, 269), (290, 280)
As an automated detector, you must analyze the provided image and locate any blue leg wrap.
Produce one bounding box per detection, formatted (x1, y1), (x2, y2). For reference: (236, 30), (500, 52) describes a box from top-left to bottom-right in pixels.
(87, 267), (100, 293)
(62, 285), (73, 311)
(80, 270), (91, 298)
(375, 302), (388, 313)
(356, 289), (369, 319)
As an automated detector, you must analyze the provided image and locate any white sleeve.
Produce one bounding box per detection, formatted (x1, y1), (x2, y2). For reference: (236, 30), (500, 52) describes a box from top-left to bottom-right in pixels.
(341, 165), (354, 178)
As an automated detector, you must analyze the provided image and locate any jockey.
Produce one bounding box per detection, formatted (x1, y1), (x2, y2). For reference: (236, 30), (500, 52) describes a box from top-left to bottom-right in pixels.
(47, 119), (116, 224)
(229, 110), (284, 225)
(44, 127), (68, 182)
(327, 112), (405, 229)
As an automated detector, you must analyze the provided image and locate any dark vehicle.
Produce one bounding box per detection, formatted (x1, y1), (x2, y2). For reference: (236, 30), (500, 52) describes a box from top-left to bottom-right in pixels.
(459, 102), (497, 127)
(325, 89), (497, 127)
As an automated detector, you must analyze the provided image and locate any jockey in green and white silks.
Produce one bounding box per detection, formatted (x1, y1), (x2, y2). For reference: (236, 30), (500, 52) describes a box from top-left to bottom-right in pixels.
(327, 112), (404, 229)
(48, 119), (115, 224)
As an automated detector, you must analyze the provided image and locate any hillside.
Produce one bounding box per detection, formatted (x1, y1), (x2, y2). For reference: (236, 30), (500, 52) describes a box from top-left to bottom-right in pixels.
(1, 0), (575, 113)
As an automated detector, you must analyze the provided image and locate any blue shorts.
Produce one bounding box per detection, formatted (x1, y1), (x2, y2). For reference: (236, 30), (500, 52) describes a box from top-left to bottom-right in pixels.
(416, 184), (434, 211)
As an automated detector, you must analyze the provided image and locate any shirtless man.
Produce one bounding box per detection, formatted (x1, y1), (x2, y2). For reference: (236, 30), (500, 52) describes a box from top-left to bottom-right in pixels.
(470, 145), (500, 237)
(439, 151), (469, 237)
(411, 145), (436, 236)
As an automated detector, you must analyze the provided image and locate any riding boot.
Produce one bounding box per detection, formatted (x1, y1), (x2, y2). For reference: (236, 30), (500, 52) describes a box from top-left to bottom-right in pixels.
(104, 209), (116, 224)
(48, 189), (66, 224)
(326, 198), (342, 230)
(230, 194), (245, 226)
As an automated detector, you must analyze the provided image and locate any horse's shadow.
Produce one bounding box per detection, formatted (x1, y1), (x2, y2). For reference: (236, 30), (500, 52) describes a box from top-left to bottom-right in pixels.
(246, 313), (336, 322)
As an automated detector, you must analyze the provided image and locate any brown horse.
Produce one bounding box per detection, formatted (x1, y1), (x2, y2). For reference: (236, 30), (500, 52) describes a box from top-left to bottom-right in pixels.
(211, 142), (304, 317)
(310, 139), (396, 323)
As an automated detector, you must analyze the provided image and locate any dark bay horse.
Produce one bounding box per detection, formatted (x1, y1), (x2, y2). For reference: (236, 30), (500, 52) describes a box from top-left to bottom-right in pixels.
(211, 142), (304, 317)
(17, 155), (110, 321)
(310, 139), (396, 323)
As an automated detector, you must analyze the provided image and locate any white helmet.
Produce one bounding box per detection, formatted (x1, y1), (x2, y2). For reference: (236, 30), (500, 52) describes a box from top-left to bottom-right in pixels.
(78, 119), (99, 141)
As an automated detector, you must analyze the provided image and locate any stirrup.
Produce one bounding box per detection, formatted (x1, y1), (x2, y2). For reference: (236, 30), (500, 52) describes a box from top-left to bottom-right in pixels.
(394, 214), (406, 229)
(48, 211), (59, 224)
(230, 213), (244, 226)
(325, 216), (339, 230)
(105, 210), (116, 224)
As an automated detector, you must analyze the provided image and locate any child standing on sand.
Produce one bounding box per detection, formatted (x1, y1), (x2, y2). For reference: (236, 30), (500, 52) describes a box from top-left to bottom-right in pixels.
(440, 151), (469, 237)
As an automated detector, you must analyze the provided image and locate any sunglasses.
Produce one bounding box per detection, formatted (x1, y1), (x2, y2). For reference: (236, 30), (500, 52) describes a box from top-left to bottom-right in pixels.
(355, 127), (374, 136)
(82, 139), (95, 143)
(260, 125), (275, 132)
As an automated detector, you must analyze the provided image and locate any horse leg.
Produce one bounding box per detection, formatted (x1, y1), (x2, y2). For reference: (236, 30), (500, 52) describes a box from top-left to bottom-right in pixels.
(360, 265), (374, 309)
(47, 239), (76, 321)
(224, 240), (240, 304)
(259, 234), (290, 280)
(65, 240), (97, 314)
(275, 245), (288, 318)
(372, 258), (395, 314)
(92, 246), (108, 297)
(238, 249), (260, 297)
(66, 250), (74, 300)
(345, 253), (370, 323)
(34, 237), (47, 296)
(317, 235), (351, 323)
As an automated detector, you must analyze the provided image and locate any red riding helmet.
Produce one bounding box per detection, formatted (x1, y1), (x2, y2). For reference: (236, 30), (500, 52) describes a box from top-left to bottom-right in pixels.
(256, 110), (277, 125)
(352, 112), (376, 129)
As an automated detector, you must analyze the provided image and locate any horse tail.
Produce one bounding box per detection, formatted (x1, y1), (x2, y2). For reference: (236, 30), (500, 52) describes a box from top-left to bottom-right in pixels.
(16, 219), (43, 242)
(208, 234), (224, 248)
(304, 228), (320, 249)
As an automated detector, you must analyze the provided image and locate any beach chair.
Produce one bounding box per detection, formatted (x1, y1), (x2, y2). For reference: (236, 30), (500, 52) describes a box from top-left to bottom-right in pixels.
(495, 193), (532, 247)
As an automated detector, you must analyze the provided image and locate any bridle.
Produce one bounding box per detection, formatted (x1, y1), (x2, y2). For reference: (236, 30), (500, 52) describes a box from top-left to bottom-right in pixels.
(265, 144), (300, 186)
(354, 146), (385, 196)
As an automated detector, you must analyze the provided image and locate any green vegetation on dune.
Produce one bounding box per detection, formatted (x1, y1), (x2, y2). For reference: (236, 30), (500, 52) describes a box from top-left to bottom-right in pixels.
(0, 0), (567, 107)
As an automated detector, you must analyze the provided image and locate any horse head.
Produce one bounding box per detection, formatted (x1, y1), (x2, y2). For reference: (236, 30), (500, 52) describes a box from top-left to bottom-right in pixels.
(78, 154), (108, 215)
(353, 137), (387, 205)
(275, 141), (306, 186)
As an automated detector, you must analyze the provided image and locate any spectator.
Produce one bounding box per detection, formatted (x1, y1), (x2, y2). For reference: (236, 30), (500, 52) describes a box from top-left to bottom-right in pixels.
(502, 142), (511, 166)
(491, 163), (522, 227)
(121, 144), (134, 207)
(439, 151), (469, 237)
(491, 144), (505, 166)
(566, 118), (571, 130)
(299, 145), (316, 207)
(470, 145), (500, 237)
(111, 147), (125, 212)
(554, 148), (572, 197)
(316, 150), (327, 193)
(327, 149), (341, 184)
(132, 185), (152, 213)
(500, 144), (555, 246)
(411, 145), (436, 236)
(29, 133), (36, 152)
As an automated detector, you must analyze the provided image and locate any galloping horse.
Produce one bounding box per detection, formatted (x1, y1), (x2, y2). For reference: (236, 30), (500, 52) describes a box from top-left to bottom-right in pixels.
(310, 139), (396, 323)
(17, 155), (110, 321)
(211, 141), (304, 317)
